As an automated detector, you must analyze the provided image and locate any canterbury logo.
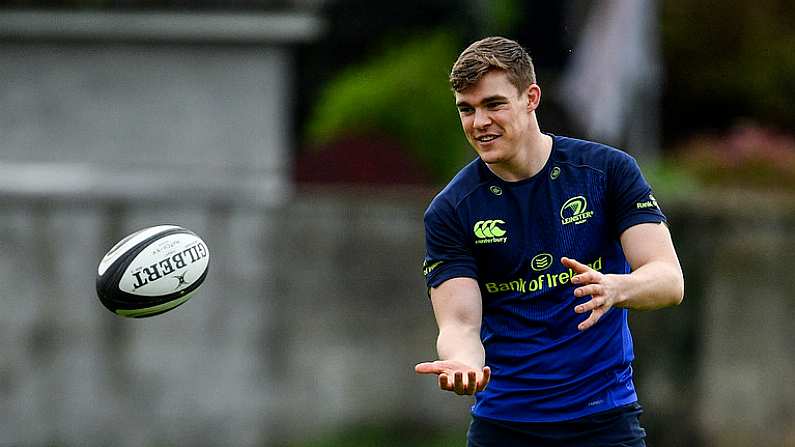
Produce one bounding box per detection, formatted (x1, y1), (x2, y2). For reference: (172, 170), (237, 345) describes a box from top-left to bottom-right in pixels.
(561, 196), (595, 225)
(473, 220), (508, 244)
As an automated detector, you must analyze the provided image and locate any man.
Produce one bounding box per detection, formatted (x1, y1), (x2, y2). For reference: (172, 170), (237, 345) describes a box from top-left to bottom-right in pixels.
(415, 36), (684, 447)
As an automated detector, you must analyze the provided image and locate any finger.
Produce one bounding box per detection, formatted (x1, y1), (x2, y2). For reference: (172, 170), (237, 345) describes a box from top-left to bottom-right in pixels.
(571, 271), (600, 285)
(439, 373), (452, 391)
(578, 308), (606, 331)
(574, 284), (603, 299)
(561, 257), (592, 274)
(454, 371), (465, 395)
(466, 370), (477, 395)
(477, 366), (491, 392)
(574, 296), (605, 313)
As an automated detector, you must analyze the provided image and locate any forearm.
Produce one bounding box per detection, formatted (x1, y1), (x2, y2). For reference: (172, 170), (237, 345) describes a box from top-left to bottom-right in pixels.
(428, 277), (486, 368)
(613, 260), (684, 311)
(436, 324), (485, 369)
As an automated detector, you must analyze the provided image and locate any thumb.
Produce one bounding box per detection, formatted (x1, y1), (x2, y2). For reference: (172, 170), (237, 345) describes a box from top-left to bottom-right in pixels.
(415, 361), (444, 375)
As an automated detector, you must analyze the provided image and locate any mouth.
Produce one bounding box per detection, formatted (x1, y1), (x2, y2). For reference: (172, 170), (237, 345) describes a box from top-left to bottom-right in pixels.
(475, 134), (501, 143)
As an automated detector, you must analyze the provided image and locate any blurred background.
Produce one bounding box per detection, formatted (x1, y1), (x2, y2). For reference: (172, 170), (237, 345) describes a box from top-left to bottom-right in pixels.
(0, 1), (793, 446)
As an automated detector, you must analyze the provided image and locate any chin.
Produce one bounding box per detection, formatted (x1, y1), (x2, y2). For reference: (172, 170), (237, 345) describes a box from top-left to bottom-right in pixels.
(482, 158), (507, 167)
(477, 150), (505, 165)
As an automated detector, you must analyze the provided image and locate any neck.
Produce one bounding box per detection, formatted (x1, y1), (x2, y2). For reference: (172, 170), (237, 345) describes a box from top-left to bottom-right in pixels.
(487, 130), (553, 182)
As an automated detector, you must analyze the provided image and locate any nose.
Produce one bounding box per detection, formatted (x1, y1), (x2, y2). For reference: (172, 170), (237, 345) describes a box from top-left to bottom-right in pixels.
(473, 108), (491, 130)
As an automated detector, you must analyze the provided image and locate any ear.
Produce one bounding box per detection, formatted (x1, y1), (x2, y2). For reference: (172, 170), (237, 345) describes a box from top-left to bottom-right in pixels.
(526, 84), (541, 112)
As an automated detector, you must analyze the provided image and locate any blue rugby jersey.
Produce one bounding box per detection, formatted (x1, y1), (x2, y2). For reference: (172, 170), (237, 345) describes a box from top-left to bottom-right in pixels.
(423, 135), (666, 422)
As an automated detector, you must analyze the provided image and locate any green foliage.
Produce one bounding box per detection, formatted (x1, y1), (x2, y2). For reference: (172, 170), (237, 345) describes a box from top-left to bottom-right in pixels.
(304, 31), (473, 183)
(641, 161), (702, 202)
(480, 0), (523, 35)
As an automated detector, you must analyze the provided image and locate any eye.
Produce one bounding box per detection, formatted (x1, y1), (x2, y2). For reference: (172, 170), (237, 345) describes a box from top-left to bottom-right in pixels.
(487, 101), (505, 109)
(458, 107), (474, 115)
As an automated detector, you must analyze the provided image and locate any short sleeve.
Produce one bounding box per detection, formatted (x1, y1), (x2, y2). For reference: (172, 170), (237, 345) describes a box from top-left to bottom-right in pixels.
(608, 151), (667, 236)
(423, 200), (479, 289)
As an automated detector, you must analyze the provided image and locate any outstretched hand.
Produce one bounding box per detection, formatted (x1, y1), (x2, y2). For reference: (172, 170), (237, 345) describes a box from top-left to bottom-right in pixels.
(415, 360), (491, 395)
(561, 257), (625, 331)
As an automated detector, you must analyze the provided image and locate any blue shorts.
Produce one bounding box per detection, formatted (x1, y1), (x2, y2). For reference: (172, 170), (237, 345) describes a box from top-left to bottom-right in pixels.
(467, 402), (647, 447)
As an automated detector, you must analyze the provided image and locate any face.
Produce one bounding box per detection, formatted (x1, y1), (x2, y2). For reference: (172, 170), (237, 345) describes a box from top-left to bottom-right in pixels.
(454, 70), (538, 166)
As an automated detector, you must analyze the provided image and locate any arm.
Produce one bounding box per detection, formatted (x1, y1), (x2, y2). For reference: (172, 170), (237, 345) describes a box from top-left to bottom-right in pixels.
(415, 277), (491, 395)
(562, 221), (684, 331)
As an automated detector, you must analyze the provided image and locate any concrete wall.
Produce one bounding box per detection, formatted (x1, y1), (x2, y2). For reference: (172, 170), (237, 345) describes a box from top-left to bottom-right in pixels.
(0, 202), (279, 446)
(0, 10), (324, 204)
(0, 41), (289, 204)
(1, 189), (793, 446)
(0, 11), (328, 446)
(684, 192), (795, 447)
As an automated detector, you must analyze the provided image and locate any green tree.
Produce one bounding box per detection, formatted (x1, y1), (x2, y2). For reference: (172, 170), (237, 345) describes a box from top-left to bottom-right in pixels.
(305, 31), (473, 183)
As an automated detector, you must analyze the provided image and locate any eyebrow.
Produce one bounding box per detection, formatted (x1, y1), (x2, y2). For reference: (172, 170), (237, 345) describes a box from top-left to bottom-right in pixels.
(456, 95), (509, 108)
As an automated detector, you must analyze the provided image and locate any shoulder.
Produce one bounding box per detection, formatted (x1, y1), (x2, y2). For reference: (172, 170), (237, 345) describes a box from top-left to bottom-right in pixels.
(425, 157), (487, 219)
(552, 135), (637, 174)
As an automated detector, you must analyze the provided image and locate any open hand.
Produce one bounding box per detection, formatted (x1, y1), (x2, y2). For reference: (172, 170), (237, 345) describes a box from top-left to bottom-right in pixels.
(415, 360), (490, 395)
(562, 257), (624, 331)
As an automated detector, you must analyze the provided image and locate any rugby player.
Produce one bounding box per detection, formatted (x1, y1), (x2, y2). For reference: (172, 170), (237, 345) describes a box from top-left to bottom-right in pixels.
(415, 36), (684, 447)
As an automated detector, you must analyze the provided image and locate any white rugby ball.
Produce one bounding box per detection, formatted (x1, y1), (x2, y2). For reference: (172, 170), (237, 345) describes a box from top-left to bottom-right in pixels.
(96, 225), (209, 318)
